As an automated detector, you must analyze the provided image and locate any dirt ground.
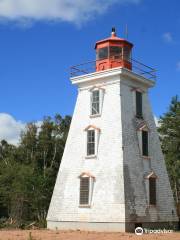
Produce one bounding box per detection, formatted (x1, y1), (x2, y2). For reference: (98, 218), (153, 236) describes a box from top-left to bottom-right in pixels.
(0, 230), (179, 240)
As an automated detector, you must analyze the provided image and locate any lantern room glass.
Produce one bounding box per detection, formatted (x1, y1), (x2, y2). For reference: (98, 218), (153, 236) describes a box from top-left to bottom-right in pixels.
(96, 46), (131, 62)
(96, 47), (108, 60)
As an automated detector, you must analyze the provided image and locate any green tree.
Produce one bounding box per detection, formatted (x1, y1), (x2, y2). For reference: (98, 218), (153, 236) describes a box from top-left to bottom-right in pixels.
(158, 96), (180, 204)
(19, 123), (38, 165)
(0, 114), (71, 228)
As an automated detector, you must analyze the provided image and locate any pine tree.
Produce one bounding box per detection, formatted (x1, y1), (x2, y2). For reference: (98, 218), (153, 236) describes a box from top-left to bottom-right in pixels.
(158, 96), (180, 205)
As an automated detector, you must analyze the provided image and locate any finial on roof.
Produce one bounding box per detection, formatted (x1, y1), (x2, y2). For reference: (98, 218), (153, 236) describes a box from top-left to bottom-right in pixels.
(111, 27), (116, 37)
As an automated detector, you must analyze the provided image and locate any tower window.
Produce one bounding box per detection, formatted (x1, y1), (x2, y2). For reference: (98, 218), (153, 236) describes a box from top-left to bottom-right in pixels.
(137, 124), (149, 158)
(79, 177), (90, 205)
(142, 130), (148, 156)
(136, 91), (143, 118)
(90, 87), (105, 117)
(87, 130), (95, 156)
(79, 174), (95, 207)
(85, 125), (100, 158)
(91, 90), (100, 115)
(96, 47), (108, 60)
(149, 178), (156, 205)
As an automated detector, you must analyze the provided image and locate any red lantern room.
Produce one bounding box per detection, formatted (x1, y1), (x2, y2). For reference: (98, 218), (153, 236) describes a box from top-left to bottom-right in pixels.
(95, 28), (133, 72)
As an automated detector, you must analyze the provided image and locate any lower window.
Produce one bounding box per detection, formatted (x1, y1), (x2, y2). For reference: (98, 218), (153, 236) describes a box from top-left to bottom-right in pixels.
(79, 175), (94, 206)
(149, 178), (156, 205)
(80, 177), (90, 205)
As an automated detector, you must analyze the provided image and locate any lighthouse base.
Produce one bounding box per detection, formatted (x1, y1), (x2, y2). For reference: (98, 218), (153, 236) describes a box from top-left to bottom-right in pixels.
(47, 221), (178, 232)
(47, 221), (126, 232)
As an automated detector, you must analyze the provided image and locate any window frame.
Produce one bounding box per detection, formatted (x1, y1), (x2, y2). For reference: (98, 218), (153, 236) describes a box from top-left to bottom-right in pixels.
(87, 129), (95, 156)
(90, 87), (105, 118)
(91, 90), (100, 116)
(84, 125), (101, 158)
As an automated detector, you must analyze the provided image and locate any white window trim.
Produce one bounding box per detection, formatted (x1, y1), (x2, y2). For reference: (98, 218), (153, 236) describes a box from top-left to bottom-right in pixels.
(79, 173), (95, 207)
(84, 125), (100, 158)
(89, 87), (105, 117)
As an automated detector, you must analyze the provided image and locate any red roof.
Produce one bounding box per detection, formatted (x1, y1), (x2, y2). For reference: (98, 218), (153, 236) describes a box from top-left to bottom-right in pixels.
(95, 35), (133, 49)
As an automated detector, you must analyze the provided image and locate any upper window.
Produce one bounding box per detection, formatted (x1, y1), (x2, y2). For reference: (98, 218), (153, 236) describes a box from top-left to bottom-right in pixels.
(142, 130), (148, 156)
(91, 90), (100, 115)
(87, 130), (95, 156)
(90, 87), (105, 117)
(136, 91), (143, 118)
(96, 47), (108, 60)
(149, 177), (156, 205)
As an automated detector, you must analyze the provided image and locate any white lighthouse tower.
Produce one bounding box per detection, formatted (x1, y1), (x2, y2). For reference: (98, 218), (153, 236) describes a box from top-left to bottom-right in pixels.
(47, 29), (178, 232)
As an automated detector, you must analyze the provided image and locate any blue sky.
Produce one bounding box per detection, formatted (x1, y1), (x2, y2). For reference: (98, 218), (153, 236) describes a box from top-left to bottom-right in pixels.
(0, 0), (180, 144)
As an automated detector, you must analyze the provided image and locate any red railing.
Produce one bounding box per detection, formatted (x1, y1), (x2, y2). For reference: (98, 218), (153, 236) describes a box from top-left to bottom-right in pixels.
(70, 57), (156, 81)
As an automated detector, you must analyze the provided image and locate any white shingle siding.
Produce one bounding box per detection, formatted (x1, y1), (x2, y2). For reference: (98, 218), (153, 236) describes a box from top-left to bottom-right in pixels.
(47, 68), (178, 231)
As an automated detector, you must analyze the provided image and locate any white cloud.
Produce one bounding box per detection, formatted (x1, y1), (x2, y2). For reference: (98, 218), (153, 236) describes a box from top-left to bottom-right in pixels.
(162, 32), (173, 43)
(0, 112), (160, 146)
(176, 61), (180, 71)
(0, 113), (25, 145)
(0, 0), (141, 26)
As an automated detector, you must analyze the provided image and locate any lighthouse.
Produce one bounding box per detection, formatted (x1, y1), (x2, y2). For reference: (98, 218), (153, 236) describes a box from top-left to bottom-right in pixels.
(47, 29), (178, 232)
